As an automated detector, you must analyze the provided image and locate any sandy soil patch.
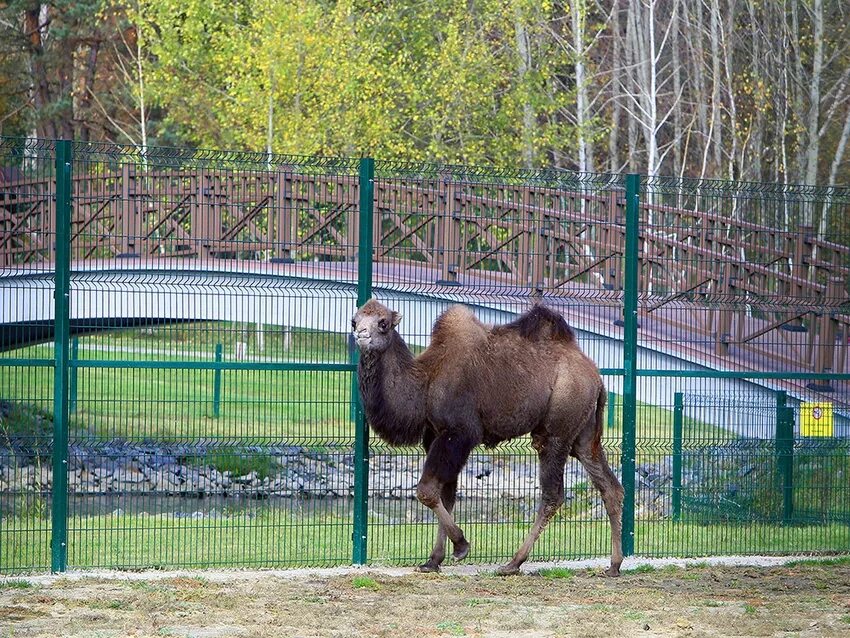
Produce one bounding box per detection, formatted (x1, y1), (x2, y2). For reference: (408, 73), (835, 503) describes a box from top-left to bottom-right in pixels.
(2, 558), (849, 637)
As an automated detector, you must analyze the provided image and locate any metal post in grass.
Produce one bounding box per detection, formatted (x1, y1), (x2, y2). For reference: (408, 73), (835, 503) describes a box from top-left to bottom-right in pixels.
(69, 337), (79, 414)
(51, 139), (72, 573)
(775, 391), (794, 524)
(620, 173), (640, 557)
(607, 390), (616, 429)
(213, 343), (223, 418)
(351, 157), (374, 564)
(672, 392), (683, 521)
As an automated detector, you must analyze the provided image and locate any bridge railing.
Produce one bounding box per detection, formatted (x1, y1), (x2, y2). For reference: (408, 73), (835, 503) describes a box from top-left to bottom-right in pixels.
(637, 176), (850, 379)
(4, 144), (847, 376)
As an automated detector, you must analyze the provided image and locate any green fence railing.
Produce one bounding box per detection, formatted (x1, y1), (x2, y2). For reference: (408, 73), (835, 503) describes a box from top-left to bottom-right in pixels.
(1, 137), (849, 574)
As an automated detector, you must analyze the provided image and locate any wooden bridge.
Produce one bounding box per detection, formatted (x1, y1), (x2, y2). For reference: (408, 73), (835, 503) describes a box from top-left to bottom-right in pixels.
(1, 164), (849, 386)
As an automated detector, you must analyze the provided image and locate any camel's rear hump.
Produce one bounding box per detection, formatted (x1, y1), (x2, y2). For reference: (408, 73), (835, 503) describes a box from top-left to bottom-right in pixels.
(498, 305), (575, 343)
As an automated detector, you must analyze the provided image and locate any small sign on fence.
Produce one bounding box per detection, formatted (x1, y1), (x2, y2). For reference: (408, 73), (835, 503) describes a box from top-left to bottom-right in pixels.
(800, 402), (834, 437)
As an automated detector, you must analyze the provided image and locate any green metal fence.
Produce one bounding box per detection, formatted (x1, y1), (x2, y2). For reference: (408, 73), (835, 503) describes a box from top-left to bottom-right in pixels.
(1, 138), (848, 574)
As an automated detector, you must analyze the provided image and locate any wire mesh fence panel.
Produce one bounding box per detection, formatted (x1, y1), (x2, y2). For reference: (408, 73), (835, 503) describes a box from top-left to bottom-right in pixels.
(634, 177), (850, 558)
(58, 144), (361, 570)
(0, 139), (59, 572)
(365, 162), (626, 567)
(3, 137), (850, 574)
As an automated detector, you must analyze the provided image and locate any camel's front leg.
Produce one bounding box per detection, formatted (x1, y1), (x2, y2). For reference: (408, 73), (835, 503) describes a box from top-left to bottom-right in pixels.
(417, 481), (458, 573)
(415, 433), (476, 569)
(417, 475), (469, 560)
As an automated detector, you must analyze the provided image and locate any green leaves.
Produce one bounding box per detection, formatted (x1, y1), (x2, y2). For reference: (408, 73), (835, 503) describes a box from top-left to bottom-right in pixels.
(137, 0), (580, 164)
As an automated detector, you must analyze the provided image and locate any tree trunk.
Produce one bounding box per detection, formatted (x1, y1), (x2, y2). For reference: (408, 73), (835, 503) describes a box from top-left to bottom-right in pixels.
(671, 0), (684, 178)
(804, 0), (824, 188)
(816, 109), (850, 243)
(790, 0), (806, 183)
(571, 0), (592, 173)
(709, 0), (723, 176)
(74, 41), (101, 142)
(721, 0), (739, 181)
(25, 5), (54, 139)
(515, 13), (535, 169)
(608, 2), (622, 173)
(267, 67), (275, 167)
(688, 2), (709, 178)
(746, 0), (764, 182)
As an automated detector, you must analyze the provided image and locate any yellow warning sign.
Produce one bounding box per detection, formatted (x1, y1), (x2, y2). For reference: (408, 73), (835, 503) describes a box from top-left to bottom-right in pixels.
(800, 402), (833, 437)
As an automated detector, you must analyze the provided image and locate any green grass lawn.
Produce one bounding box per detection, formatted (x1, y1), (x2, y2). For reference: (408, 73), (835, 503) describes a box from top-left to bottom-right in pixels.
(3, 364), (354, 442)
(2, 508), (848, 574)
(2, 323), (729, 450)
(2, 324), (355, 442)
(2, 324), (847, 576)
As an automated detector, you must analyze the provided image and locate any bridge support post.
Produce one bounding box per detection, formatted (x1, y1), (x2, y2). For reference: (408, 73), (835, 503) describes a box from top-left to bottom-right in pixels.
(51, 140), (72, 573)
(436, 174), (461, 286)
(621, 173), (640, 558)
(808, 276), (843, 392)
(352, 157), (374, 565)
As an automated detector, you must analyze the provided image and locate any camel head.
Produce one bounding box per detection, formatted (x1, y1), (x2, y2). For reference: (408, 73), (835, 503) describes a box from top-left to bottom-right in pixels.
(351, 299), (402, 353)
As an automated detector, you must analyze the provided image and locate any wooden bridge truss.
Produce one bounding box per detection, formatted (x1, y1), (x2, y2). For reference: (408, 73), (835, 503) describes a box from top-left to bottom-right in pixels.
(1, 164), (848, 381)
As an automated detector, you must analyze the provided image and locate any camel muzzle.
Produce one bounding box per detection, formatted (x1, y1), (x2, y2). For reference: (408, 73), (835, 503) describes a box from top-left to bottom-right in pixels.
(354, 331), (372, 348)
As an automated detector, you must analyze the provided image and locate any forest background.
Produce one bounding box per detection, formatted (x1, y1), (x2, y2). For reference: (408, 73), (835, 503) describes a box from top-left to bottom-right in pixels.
(1, 0), (849, 187)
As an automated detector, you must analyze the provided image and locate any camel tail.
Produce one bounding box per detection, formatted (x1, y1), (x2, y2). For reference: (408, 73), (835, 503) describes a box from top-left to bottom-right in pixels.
(592, 386), (607, 460)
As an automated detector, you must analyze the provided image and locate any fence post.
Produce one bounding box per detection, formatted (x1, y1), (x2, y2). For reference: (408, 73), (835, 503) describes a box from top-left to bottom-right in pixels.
(775, 391), (794, 524)
(213, 344), (223, 418)
(51, 140), (72, 573)
(672, 392), (683, 521)
(69, 338), (79, 414)
(352, 157), (374, 564)
(621, 174), (640, 557)
(607, 391), (616, 429)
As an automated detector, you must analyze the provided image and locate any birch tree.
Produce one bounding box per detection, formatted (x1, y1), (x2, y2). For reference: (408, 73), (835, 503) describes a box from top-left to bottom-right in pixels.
(514, 8), (536, 168)
(803, 0), (824, 190)
(570, 0), (592, 173)
(620, 0), (682, 177)
(606, 1), (624, 173)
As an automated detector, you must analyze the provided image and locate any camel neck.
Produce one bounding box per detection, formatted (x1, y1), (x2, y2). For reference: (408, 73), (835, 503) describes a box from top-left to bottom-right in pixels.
(357, 332), (427, 446)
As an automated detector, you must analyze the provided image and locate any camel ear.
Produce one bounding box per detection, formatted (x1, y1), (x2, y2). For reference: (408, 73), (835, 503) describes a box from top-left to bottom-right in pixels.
(392, 312), (402, 327)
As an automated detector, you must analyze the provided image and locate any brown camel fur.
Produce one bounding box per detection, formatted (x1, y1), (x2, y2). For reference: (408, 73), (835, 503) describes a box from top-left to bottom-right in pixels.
(352, 299), (624, 576)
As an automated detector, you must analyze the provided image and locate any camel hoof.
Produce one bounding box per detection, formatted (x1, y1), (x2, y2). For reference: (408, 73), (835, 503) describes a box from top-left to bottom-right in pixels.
(495, 564), (521, 577)
(604, 566), (621, 578)
(416, 563), (441, 573)
(452, 539), (470, 561)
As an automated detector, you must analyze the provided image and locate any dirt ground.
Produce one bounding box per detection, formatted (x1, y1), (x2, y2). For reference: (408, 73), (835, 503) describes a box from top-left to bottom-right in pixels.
(2, 559), (850, 638)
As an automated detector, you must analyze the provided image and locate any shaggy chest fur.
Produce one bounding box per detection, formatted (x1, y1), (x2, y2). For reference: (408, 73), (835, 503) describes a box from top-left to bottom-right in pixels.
(357, 339), (427, 446)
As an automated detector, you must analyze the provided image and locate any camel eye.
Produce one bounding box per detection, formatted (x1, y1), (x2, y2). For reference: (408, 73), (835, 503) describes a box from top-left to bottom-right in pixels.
(378, 318), (388, 332)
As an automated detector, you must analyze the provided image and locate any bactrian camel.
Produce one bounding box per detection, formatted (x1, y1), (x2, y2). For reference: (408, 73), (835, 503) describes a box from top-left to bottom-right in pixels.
(352, 299), (624, 576)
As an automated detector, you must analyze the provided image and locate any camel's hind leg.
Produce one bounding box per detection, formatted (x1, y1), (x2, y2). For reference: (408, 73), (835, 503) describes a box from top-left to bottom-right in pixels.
(416, 434), (476, 566)
(497, 437), (569, 576)
(417, 480), (458, 573)
(573, 440), (624, 577)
